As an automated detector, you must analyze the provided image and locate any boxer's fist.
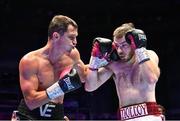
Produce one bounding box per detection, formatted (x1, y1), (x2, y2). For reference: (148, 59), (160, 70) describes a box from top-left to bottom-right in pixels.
(92, 37), (112, 57)
(46, 68), (81, 100)
(125, 29), (149, 64)
(89, 37), (112, 70)
(125, 29), (147, 49)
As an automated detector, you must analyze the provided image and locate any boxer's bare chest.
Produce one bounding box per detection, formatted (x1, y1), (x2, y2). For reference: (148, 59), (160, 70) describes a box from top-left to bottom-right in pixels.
(37, 56), (73, 90)
(113, 63), (142, 88)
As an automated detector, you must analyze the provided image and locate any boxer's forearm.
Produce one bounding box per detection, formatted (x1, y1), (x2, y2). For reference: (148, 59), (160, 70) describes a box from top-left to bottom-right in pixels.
(140, 59), (160, 83)
(73, 59), (88, 83)
(139, 50), (160, 84)
(85, 67), (113, 92)
(24, 90), (51, 110)
(84, 69), (99, 92)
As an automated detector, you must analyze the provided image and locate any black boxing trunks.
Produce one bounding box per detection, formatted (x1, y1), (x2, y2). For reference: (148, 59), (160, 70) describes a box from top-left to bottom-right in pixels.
(117, 102), (165, 120)
(17, 99), (64, 120)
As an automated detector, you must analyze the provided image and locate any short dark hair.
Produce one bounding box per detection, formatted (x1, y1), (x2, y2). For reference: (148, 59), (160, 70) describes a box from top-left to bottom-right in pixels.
(48, 15), (78, 38)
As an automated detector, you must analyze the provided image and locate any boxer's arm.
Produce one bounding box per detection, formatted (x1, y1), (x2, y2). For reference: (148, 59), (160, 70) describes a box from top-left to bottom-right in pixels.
(19, 57), (49, 110)
(89, 37), (113, 70)
(69, 46), (114, 91)
(70, 48), (88, 83)
(46, 68), (82, 100)
(140, 50), (160, 84)
(125, 29), (160, 83)
(85, 66), (113, 92)
(85, 38), (114, 91)
(73, 59), (89, 83)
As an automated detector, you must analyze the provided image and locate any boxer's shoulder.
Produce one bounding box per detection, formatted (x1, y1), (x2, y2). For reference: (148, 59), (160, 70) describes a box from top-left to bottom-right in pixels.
(147, 49), (158, 57)
(19, 51), (41, 70)
(146, 49), (159, 63)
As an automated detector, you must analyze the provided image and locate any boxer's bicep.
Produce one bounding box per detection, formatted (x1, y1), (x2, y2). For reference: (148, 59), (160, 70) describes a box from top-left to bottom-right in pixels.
(21, 73), (39, 99)
(19, 58), (39, 100)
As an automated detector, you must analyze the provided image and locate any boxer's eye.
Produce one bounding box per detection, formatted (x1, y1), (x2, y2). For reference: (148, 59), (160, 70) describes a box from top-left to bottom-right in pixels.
(121, 43), (129, 48)
(68, 36), (76, 41)
(114, 41), (129, 49)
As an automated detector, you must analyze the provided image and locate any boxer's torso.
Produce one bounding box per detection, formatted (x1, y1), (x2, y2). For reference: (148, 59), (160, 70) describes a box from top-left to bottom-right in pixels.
(110, 61), (156, 107)
(27, 48), (75, 104)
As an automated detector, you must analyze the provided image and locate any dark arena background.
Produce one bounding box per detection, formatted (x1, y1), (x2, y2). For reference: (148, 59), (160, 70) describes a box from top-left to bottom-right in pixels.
(0, 0), (180, 120)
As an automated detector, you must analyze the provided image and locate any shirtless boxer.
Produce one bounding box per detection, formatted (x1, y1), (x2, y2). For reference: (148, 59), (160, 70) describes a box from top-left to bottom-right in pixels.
(12, 15), (87, 120)
(85, 23), (165, 120)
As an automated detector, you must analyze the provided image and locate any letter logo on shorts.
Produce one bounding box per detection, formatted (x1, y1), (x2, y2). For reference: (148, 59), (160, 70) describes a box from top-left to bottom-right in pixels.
(40, 104), (56, 117)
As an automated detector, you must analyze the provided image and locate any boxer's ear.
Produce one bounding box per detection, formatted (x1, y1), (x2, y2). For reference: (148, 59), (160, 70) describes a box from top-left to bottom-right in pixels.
(52, 32), (60, 39)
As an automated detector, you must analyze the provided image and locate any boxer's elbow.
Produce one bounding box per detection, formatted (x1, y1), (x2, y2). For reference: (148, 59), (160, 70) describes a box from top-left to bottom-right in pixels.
(24, 93), (44, 110)
(148, 71), (160, 84)
(25, 98), (37, 110)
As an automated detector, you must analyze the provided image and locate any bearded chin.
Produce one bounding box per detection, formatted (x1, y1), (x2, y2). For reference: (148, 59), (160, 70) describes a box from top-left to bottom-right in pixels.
(127, 52), (135, 62)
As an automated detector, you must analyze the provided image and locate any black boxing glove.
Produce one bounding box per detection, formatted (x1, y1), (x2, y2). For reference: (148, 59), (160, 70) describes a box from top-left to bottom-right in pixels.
(125, 29), (150, 64)
(46, 68), (82, 100)
(89, 37), (112, 70)
(125, 29), (147, 49)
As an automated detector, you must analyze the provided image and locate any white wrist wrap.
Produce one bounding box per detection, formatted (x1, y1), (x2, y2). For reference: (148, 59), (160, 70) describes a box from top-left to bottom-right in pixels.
(135, 47), (150, 64)
(46, 82), (64, 100)
(89, 56), (109, 69)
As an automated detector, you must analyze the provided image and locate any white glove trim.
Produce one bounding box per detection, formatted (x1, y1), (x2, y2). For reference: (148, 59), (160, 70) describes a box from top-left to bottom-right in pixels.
(135, 47), (150, 64)
(46, 82), (64, 100)
(89, 56), (109, 69)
